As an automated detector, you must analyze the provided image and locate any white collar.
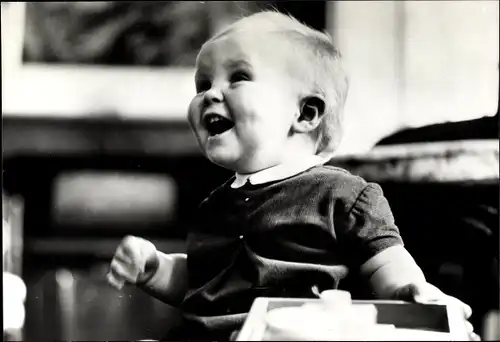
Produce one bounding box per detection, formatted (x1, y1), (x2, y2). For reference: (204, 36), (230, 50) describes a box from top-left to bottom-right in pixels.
(231, 155), (328, 189)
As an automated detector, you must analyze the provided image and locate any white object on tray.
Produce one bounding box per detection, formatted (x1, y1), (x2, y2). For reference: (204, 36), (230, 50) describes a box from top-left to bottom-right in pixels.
(237, 296), (470, 341)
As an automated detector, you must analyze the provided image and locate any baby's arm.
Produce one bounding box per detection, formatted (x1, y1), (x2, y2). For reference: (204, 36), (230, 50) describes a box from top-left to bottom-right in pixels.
(139, 251), (188, 306)
(359, 244), (426, 299)
(107, 236), (188, 307)
(339, 182), (430, 298)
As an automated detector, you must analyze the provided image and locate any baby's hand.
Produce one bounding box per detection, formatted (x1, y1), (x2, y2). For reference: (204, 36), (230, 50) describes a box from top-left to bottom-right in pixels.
(394, 282), (479, 340)
(107, 235), (159, 290)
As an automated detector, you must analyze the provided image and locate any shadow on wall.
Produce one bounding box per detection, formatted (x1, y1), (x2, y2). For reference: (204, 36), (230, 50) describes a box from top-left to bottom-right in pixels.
(376, 114), (499, 145)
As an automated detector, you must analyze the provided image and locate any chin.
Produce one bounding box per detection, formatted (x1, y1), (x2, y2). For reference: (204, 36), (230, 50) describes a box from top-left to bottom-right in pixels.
(205, 151), (239, 172)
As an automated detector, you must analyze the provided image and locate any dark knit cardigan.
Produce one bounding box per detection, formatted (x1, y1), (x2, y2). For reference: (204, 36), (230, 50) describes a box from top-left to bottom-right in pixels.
(169, 165), (403, 340)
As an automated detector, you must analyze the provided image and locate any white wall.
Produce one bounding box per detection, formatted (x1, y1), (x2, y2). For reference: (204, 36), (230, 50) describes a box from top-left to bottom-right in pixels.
(330, 1), (404, 154)
(403, 1), (499, 126)
(330, 0), (498, 155)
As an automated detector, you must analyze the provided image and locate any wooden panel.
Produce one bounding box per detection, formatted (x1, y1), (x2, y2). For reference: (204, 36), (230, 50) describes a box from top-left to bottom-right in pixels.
(2, 117), (201, 158)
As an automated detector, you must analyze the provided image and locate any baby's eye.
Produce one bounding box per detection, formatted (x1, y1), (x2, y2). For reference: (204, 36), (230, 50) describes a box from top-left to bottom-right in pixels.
(196, 80), (211, 93)
(230, 71), (251, 83)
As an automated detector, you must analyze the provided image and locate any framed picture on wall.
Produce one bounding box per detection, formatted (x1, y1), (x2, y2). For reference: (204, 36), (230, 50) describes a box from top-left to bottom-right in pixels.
(20, 1), (329, 67)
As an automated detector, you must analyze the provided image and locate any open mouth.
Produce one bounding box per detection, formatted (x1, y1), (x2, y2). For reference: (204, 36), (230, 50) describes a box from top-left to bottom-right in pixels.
(203, 113), (235, 136)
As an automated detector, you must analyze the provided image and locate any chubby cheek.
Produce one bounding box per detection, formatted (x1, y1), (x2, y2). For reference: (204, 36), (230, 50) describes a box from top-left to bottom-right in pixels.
(237, 97), (291, 142)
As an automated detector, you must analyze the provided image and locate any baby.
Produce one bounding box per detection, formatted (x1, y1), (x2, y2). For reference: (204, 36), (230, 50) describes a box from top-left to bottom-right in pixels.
(108, 11), (475, 341)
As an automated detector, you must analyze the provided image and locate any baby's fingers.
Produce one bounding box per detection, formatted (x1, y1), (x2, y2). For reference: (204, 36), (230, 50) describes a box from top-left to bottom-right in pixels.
(445, 295), (473, 320)
(108, 259), (141, 287)
(460, 301), (473, 320)
(465, 321), (474, 334)
(106, 272), (125, 290)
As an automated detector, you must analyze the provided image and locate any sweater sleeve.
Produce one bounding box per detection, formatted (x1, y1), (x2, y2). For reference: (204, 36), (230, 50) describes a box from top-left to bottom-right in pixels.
(337, 182), (404, 268)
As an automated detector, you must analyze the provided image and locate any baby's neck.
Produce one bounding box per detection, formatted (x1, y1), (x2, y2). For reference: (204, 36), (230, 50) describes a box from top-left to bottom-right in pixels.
(235, 139), (318, 176)
(280, 138), (318, 164)
(240, 151), (320, 177)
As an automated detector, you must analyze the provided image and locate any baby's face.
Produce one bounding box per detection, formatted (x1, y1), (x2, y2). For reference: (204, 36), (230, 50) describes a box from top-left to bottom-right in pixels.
(187, 31), (301, 173)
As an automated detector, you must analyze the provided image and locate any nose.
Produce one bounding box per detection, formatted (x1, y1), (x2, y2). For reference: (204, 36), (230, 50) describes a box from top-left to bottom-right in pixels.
(203, 86), (223, 106)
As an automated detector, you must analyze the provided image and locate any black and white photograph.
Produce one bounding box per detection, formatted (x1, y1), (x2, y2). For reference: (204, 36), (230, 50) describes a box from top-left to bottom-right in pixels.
(2, 1), (499, 341)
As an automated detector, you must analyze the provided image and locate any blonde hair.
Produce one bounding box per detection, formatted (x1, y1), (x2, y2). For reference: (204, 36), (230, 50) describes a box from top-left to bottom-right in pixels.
(206, 10), (349, 158)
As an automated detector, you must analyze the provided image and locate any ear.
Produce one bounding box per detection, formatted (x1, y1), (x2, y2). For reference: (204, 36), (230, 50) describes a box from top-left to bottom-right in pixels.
(292, 96), (326, 134)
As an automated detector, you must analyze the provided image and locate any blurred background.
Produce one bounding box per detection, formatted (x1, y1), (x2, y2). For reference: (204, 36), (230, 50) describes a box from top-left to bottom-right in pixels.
(2, 1), (499, 341)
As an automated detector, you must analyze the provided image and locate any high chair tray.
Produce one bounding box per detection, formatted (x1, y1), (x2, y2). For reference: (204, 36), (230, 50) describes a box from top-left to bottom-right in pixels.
(236, 297), (470, 341)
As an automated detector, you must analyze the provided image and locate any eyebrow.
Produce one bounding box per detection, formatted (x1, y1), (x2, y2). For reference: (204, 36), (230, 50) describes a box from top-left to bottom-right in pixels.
(223, 59), (252, 71)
